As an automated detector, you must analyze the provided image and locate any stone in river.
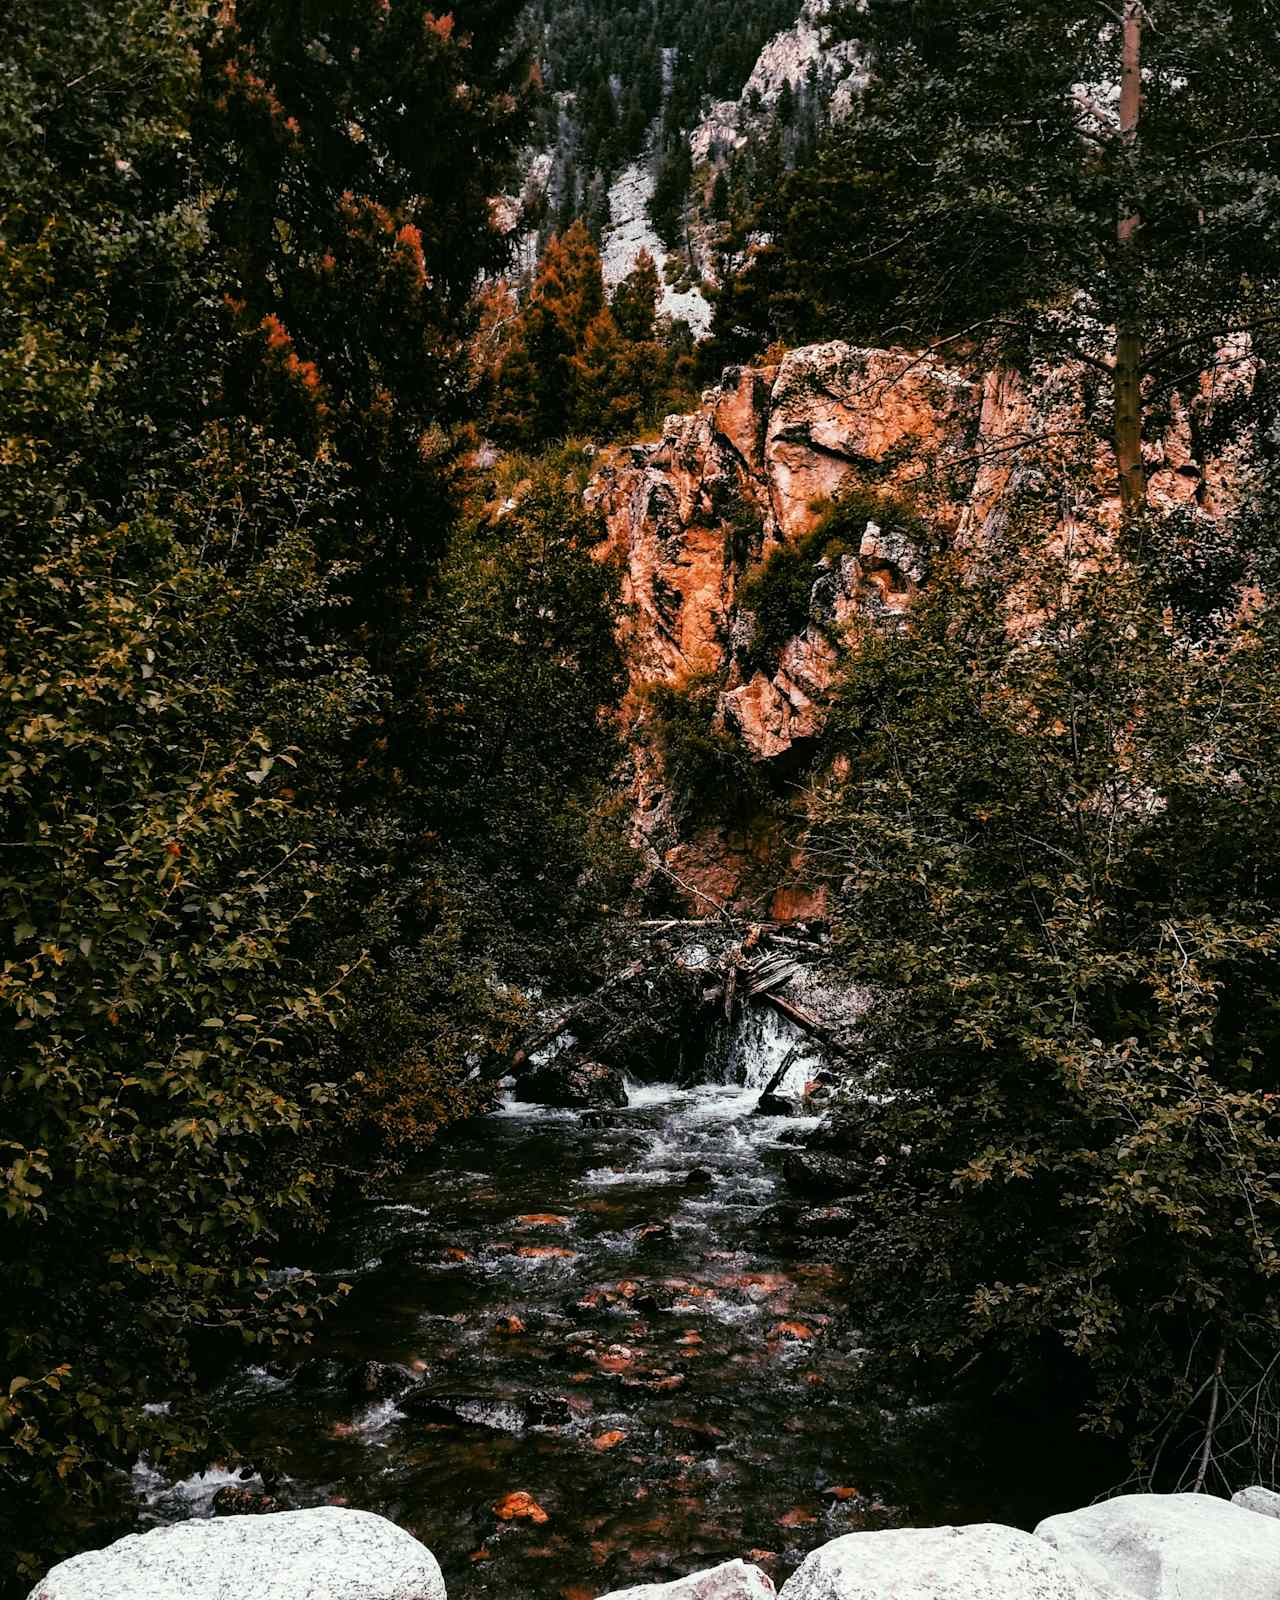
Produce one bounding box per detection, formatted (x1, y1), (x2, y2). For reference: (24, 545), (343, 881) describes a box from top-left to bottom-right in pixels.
(515, 1055), (628, 1110)
(492, 1491), (549, 1525)
(26, 1507), (445, 1600)
(344, 1359), (415, 1400)
(781, 1152), (861, 1201)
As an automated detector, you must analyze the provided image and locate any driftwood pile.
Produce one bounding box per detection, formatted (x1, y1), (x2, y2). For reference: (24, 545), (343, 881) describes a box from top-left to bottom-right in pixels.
(509, 918), (847, 1078)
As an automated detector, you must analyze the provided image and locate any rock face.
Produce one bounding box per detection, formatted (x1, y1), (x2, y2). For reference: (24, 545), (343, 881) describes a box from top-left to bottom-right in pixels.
(26, 1508), (446, 1600)
(692, 1), (867, 166)
(1035, 1491), (1280, 1600)
(515, 1055), (629, 1110)
(589, 337), (1250, 920)
(600, 1558), (777, 1600)
(778, 1523), (1128, 1600)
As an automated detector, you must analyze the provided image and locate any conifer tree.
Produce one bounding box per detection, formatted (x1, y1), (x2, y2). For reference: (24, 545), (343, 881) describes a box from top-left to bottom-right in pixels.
(758, 0), (1280, 510)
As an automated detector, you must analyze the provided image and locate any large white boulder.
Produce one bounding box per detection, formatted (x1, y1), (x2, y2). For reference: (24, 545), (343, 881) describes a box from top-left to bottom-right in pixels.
(1036, 1491), (1280, 1600)
(600, 1562), (776, 1600)
(778, 1523), (1130, 1600)
(1233, 1485), (1280, 1519)
(26, 1507), (446, 1600)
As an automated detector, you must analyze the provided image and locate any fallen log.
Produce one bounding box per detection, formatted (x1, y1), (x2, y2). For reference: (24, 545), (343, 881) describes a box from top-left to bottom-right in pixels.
(759, 989), (856, 1060)
(723, 959), (738, 1025)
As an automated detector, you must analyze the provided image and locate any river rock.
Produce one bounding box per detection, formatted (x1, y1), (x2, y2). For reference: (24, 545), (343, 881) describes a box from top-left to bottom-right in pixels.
(756, 1091), (803, 1118)
(1035, 1491), (1280, 1599)
(26, 1507), (445, 1600)
(1232, 1485), (1280, 1518)
(210, 1484), (282, 1516)
(782, 1152), (860, 1200)
(516, 1056), (628, 1110)
(345, 1359), (415, 1401)
(778, 1523), (1127, 1600)
(599, 1558), (777, 1600)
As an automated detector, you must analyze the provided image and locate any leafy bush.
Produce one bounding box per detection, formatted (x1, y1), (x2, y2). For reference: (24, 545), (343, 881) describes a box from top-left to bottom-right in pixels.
(738, 487), (930, 673)
(646, 675), (769, 826)
(807, 506), (1280, 1491)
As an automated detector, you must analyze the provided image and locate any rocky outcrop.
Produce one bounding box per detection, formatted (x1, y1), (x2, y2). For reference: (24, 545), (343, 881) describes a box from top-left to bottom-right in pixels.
(27, 1508), (445, 1600)
(691, 2), (867, 166)
(586, 341), (972, 915)
(589, 337), (1252, 920)
(1035, 1492), (1280, 1600)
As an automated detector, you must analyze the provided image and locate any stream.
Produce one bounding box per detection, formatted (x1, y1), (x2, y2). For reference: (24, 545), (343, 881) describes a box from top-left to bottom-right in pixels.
(134, 1022), (1109, 1598)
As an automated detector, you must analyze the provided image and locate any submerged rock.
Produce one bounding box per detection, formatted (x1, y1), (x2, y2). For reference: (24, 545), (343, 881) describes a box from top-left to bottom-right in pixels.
(400, 1389), (570, 1432)
(1035, 1491), (1280, 1600)
(516, 1056), (628, 1110)
(600, 1558), (777, 1600)
(26, 1507), (445, 1600)
(778, 1523), (1123, 1600)
(344, 1360), (415, 1401)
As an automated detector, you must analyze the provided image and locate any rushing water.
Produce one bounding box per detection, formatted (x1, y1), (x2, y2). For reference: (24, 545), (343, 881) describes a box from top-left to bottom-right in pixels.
(135, 1067), (1109, 1597)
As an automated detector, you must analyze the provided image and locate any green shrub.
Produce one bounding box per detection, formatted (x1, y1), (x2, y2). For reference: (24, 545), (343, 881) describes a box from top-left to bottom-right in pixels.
(738, 486), (930, 673)
(647, 676), (767, 826)
(807, 505), (1280, 1492)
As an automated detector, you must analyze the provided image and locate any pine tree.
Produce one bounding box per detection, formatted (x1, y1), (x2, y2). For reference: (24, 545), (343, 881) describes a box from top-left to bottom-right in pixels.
(611, 248), (661, 342)
(795, 0), (1280, 511)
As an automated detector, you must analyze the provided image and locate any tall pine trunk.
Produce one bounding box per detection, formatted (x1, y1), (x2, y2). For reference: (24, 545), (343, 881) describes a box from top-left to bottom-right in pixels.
(1114, 1), (1146, 513)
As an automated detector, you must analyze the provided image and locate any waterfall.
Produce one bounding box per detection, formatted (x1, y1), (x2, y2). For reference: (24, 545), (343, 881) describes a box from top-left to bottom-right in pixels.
(721, 1000), (821, 1098)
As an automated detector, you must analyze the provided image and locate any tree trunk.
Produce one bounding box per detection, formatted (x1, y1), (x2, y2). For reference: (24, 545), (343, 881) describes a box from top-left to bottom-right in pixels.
(1114, 1), (1146, 513)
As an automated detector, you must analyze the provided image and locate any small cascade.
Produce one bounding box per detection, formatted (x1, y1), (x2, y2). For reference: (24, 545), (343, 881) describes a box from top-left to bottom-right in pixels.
(721, 1000), (820, 1099)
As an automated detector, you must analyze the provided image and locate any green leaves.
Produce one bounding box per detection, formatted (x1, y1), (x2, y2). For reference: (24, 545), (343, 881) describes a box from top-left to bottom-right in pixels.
(809, 503), (1280, 1487)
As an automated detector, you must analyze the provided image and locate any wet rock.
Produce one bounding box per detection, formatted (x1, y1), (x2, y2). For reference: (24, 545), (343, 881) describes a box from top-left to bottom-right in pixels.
(291, 1356), (339, 1392)
(634, 1223), (673, 1248)
(344, 1360), (414, 1401)
(756, 1092), (802, 1118)
(494, 1314), (527, 1336)
(769, 1321), (815, 1342)
(402, 1389), (569, 1432)
(792, 1205), (859, 1239)
(492, 1491), (549, 1525)
(1035, 1492), (1280, 1600)
(684, 1168), (715, 1187)
(26, 1507), (445, 1600)
(516, 1057), (628, 1110)
(778, 1523), (1121, 1600)
(782, 1153), (860, 1201)
(209, 1485), (282, 1517)
(597, 1558), (777, 1600)
(525, 1390), (574, 1428)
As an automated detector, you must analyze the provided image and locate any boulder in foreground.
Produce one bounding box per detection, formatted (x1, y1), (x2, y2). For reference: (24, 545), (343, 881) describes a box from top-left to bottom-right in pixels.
(27, 1507), (445, 1600)
(1035, 1491), (1280, 1600)
(600, 1559), (776, 1600)
(778, 1523), (1129, 1600)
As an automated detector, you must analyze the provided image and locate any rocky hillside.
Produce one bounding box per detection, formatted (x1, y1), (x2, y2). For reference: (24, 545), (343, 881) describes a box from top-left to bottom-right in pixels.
(587, 341), (1252, 921)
